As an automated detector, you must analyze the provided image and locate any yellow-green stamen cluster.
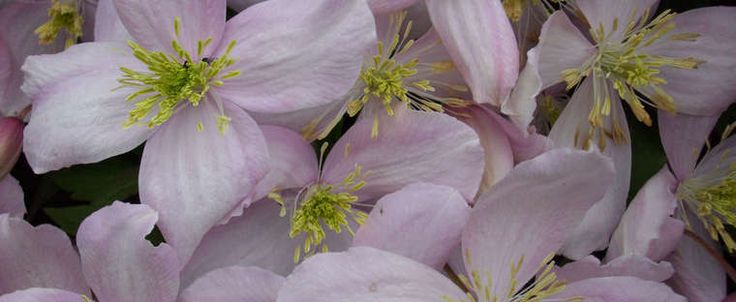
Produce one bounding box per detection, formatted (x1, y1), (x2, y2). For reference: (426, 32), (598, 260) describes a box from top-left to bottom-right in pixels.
(118, 18), (240, 133)
(34, 0), (83, 48)
(443, 251), (579, 302)
(288, 164), (369, 262)
(679, 162), (736, 252)
(561, 9), (702, 148)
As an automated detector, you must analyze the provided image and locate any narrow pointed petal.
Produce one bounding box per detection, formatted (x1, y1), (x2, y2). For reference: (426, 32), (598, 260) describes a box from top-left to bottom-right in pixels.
(215, 0), (375, 113)
(94, 0), (131, 42)
(667, 230), (726, 302)
(463, 148), (614, 298)
(552, 276), (685, 302)
(556, 255), (674, 283)
(576, 0), (660, 43)
(645, 7), (736, 115)
(77, 202), (179, 302)
(323, 108), (484, 201)
(0, 215), (88, 296)
(254, 126), (318, 201)
(354, 183), (470, 269)
(278, 247), (467, 302)
(0, 176), (23, 217)
(550, 79), (632, 259)
(140, 102), (269, 264)
(21, 42), (153, 173)
(659, 111), (720, 181)
(606, 167), (683, 262)
(694, 134), (736, 179)
(111, 0), (225, 55)
(425, 0), (518, 106)
(0, 288), (87, 302)
(180, 266), (284, 302)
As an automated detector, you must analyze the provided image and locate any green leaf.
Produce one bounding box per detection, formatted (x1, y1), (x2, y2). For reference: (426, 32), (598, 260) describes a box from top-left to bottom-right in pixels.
(628, 114), (667, 201)
(44, 205), (100, 235)
(49, 157), (139, 205)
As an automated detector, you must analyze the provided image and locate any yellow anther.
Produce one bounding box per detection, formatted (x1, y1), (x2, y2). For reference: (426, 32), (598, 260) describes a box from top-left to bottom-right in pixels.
(35, 0), (83, 48)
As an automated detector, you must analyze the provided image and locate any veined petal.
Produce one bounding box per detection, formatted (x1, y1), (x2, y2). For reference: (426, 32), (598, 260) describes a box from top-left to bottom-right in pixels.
(0, 288), (87, 302)
(606, 166), (683, 262)
(215, 0), (375, 113)
(534, 10), (595, 89)
(139, 102), (269, 264)
(666, 220), (726, 302)
(0, 215), (88, 296)
(277, 247), (467, 302)
(253, 126), (318, 201)
(77, 202), (179, 302)
(353, 183), (470, 269)
(0, 176), (24, 217)
(180, 266), (284, 302)
(463, 148), (614, 298)
(556, 255), (675, 283)
(21, 42), (153, 174)
(111, 0), (226, 55)
(576, 0), (660, 43)
(425, 0), (518, 106)
(552, 276), (685, 302)
(659, 111), (720, 181)
(94, 0), (131, 43)
(322, 107), (484, 201)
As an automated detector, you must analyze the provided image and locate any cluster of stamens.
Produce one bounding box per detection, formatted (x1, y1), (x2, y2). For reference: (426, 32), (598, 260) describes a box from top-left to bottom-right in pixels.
(118, 18), (240, 134)
(35, 0), (83, 48)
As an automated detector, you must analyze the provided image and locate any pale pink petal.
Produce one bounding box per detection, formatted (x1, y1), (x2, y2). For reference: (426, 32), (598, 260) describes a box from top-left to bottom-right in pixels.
(353, 183), (470, 269)
(576, 0), (660, 43)
(659, 111), (720, 180)
(322, 107), (484, 201)
(368, 0), (417, 14)
(249, 99), (347, 142)
(552, 276), (685, 302)
(214, 0), (375, 113)
(227, 0), (262, 11)
(667, 230), (726, 302)
(606, 167), (683, 262)
(140, 102), (269, 264)
(0, 1), (65, 116)
(694, 134), (736, 179)
(180, 266), (284, 302)
(550, 78), (632, 259)
(112, 0), (225, 55)
(77, 202), (179, 302)
(462, 148), (614, 298)
(181, 199), (352, 287)
(21, 42), (154, 173)
(253, 126), (318, 201)
(452, 105), (513, 194)
(0, 215), (88, 296)
(0, 288), (87, 302)
(425, 0), (518, 106)
(278, 247), (466, 302)
(644, 7), (736, 115)
(533, 11), (595, 88)
(555, 255), (674, 283)
(94, 0), (131, 42)
(0, 176), (23, 217)
(502, 49), (542, 130)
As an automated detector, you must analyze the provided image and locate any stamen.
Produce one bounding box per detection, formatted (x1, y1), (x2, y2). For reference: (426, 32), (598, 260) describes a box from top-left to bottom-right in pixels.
(34, 0), (83, 48)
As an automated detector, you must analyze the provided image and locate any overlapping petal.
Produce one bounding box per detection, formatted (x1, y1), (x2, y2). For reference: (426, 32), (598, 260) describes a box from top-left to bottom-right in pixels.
(658, 112), (720, 180)
(0, 176), (23, 217)
(0, 288), (87, 302)
(94, 0), (131, 43)
(180, 266), (284, 302)
(253, 126), (318, 201)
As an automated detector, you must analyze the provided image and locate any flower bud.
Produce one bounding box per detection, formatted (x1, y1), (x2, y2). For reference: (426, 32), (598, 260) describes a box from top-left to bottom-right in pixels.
(0, 117), (23, 178)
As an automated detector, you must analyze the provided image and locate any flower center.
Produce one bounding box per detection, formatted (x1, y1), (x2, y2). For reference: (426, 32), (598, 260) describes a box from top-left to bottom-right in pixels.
(118, 18), (240, 133)
(679, 162), (736, 252)
(35, 0), (83, 48)
(561, 9), (702, 148)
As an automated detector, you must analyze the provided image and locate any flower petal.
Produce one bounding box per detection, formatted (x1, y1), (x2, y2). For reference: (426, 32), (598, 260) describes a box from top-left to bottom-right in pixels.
(425, 0), (518, 106)
(323, 108), (484, 201)
(0, 215), (88, 296)
(278, 247), (466, 302)
(353, 183), (470, 269)
(181, 199), (352, 287)
(576, 0), (659, 43)
(111, 0), (225, 55)
(694, 134), (736, 179)
(462, 148), (614, 298)
(77, 202), (180, 302)
(0, 176), (24, 217)
(532, 10), (595, 89)
(644, 7), (736, 115)
(214, 0), (375, 113)
(606, 166), (683, 262)
(368, 0), (417, 14)
(139, 102), (269, 264)
(552, 276), (685, 302)
(180, 266), (284, 302)
(556, 255), (675, 283)
(658, 111), (720, 181)
(21, 42), (153, 173)
(667, 228), (726, 302)
(0, 288), (87, 302)
(94, 0), (132, 42)
(253, 126), (318, 201)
